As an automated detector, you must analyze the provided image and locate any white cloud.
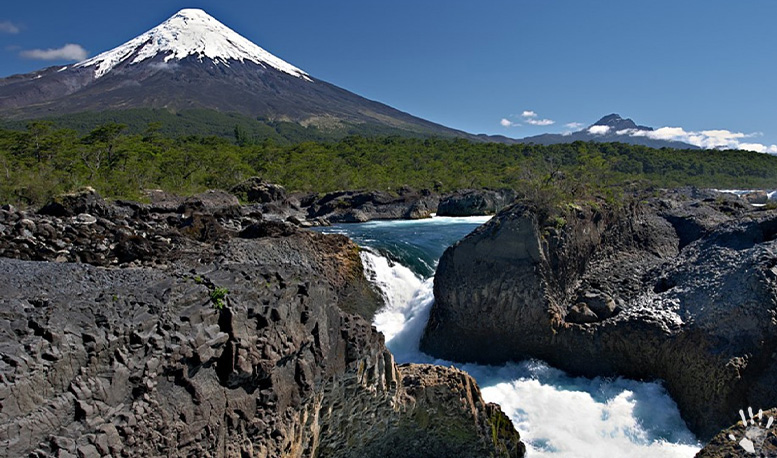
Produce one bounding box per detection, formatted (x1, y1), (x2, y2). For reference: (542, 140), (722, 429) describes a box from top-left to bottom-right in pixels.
(501, 118), (520, 128)
(737, 143), (777, 154)
(0, 21), (20, 34)
(622, 126), (775, 153)
(588, 125), (611, 135)
(519, 110), (554, 126)
(526, 118), (555, 126)
(20, 43), (88, 61)
(565, 122), (584, 130)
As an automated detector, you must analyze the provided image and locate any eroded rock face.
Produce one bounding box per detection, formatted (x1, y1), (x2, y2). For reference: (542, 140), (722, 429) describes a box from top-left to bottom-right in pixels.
(315, 364), (524, 458)
(231, 177), (289, 205)
(0, 192), (523, 457)
(305, 187), (439, 223)
(422, 190), (776, 439)
(437, 188), (517, 217)
(38, 187), (113, 218)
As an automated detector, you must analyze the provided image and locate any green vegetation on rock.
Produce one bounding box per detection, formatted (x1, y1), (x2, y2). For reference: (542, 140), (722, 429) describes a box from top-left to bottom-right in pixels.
(210, 286), (229, 310)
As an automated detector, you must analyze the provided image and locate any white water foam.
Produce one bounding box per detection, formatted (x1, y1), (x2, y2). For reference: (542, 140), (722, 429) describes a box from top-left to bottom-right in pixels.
(362, 247), (701, 457)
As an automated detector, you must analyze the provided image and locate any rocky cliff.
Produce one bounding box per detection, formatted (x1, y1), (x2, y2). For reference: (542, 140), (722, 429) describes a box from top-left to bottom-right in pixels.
(436, 189), (516, 217)
(421, 189), (777, 439)
(303, 187), (439, 223)
(0, 190), (523, 457)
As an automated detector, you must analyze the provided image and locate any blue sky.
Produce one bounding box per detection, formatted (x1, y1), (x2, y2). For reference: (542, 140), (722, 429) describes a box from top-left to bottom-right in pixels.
(1, 1), (775, 151)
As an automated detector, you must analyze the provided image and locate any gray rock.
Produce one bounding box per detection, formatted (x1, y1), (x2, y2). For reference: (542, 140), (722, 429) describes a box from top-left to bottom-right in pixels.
(231, 177), (288, 204)
(178, 189), (241, 217)
(74, 213), (97, 225)
(305, 187), (439, 223)
(422, 191), (777, 439)
(0, 195), (522, 458)
(38, 188), (111, 218)
(743, 190), (768, 205)
(437, 188), (516, 216)
(566, 304), (598, 323)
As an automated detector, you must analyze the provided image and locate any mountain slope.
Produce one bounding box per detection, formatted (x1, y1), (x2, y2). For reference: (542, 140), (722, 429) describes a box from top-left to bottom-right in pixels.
(0, 9), (470, 138)
(520, 114), (698, 149)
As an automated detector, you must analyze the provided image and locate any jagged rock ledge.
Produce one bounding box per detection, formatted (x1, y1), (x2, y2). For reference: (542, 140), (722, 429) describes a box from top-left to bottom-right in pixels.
(421, 188), (777, 440)
(695, 407), (777, 457)
(299, 186), (518, 224)
(0, 188), (524, 457)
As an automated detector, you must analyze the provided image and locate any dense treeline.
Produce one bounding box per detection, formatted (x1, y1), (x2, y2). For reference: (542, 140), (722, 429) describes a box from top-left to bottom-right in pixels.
(2, 120), (777, 207)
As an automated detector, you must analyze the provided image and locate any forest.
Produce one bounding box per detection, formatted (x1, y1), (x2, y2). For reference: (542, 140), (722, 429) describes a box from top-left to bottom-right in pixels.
(2, 120), (777, 208)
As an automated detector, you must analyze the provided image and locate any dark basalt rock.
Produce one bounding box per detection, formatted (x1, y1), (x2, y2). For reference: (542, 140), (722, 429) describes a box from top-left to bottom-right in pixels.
(437, 188), (517, 216)
(38, 187), (113, 218)
(743, 190), (769, 205)
(178, 189), (242, 218)
(696, 407), (777, 457)
(178, 212), (233, 242)
(422, 189), (776, 439)
(0, 191), (523, 457)
(231, 177), (289, 204)
(305, 187), (439, 223)
(239, 220), (298, 238)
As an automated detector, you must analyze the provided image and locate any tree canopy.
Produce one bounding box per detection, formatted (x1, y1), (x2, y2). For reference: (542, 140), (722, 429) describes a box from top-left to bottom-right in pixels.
(2, 121), (776, 208)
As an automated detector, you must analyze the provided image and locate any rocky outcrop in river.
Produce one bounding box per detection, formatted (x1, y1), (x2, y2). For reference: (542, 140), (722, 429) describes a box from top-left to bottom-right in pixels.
(436, 188), (516, 217)
(299, 186), (519, 223)
(421, 188), (777, 439)
(303, 187), (439, 223)
(0, 189), (523, 457)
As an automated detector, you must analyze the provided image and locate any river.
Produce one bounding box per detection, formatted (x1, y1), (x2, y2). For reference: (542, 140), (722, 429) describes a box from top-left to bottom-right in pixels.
(314, 216), (701, 457)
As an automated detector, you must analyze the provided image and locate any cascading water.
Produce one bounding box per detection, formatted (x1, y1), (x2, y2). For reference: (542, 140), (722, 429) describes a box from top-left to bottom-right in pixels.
(315, 217), (701, 457)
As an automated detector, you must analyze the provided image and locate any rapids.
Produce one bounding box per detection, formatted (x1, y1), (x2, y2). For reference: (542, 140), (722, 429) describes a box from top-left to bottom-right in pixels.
(315, 216), (701, 457)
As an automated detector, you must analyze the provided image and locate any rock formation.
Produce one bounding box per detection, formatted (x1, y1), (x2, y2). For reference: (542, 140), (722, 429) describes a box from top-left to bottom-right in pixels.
(300, 186), (520, 224)
(696, 407), (777, 457)
(0, 189), (523, 457)
(436, 189), (516, 217)
(304, 187), (439, 223)
(421, 188), (777, 439)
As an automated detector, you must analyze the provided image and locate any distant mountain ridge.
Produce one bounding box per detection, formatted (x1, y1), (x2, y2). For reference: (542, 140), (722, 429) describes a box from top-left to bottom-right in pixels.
(591, 113), (652, 132)
(0, 9), (474, 139)
(519, 114), (698, 149)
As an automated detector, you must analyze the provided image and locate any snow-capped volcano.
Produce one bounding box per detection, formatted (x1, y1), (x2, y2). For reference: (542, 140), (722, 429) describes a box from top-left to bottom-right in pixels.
(76, 8), (310, 80)
(0, 9), (466, 138)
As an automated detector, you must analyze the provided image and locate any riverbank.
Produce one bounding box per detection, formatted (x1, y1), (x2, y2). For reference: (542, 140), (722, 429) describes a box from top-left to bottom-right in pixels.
(0, 188), (523, 457)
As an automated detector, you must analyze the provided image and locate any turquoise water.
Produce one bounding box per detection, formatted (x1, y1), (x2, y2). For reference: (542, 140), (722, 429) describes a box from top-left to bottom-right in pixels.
(313, 216), (701, 457)
(313, 215), (489, 277)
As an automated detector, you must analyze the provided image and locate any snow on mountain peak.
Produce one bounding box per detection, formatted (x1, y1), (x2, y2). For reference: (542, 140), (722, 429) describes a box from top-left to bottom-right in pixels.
(76, 8), (310, 80)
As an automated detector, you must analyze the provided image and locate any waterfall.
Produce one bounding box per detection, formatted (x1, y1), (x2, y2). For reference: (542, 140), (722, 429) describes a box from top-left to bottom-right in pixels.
(360, 241), (701, 457)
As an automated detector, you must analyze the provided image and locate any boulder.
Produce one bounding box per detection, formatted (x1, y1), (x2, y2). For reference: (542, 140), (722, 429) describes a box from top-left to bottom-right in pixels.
(743, 190), (769, 205)
(141, 189), (187, 213)
(340, 364), (525, 458)
(178, 189), (241, 217)
(422, 190), (777, 439)
(230, 177), (288, 204)
(38, 188), (111, 218)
